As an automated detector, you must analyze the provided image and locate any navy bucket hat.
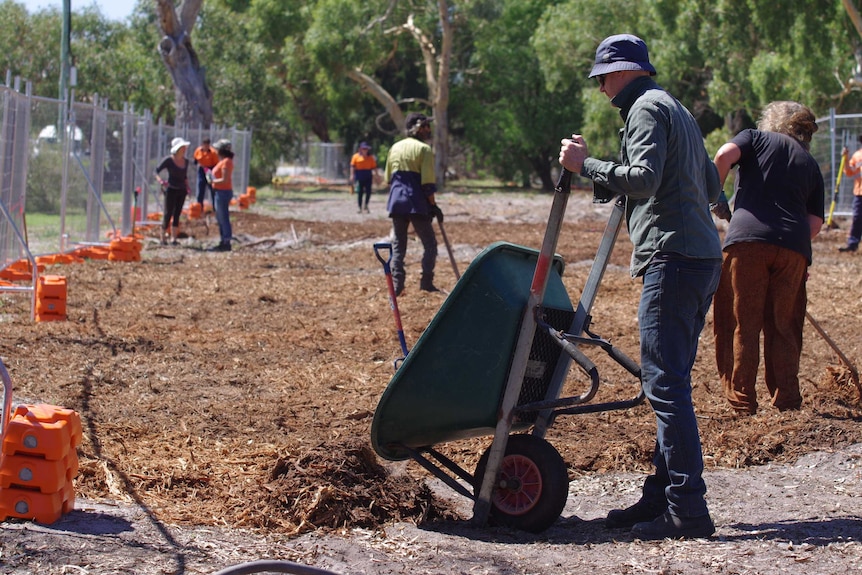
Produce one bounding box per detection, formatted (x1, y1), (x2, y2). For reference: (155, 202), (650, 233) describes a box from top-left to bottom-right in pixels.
(589, 34), (657, 78)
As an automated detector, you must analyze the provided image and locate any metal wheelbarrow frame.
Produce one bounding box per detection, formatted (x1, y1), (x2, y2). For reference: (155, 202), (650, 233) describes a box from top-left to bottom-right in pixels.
(371, 172), (645, 533)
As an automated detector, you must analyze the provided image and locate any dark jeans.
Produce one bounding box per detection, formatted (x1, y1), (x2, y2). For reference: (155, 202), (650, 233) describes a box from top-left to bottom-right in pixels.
(847, 195), (862, 248)
(638, 256), (721, 519)
(214, 189), (233, 244)
(356, 177), (372, 209)
(390, 214), (437, 290)
(197, 166), (213, 205)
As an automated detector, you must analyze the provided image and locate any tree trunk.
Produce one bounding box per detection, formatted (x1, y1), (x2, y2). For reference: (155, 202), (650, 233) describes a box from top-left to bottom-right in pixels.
(155, 0), (212, 126)
(530, 154), (555, 191)
(403, 3), (452, 190)
(352, 1), (453, 189)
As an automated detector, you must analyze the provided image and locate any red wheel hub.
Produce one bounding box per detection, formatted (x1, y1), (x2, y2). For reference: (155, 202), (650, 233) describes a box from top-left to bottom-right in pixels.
(491, 454), (543, 516)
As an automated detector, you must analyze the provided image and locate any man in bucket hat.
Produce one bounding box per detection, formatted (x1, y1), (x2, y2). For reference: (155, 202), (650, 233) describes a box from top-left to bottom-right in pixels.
(559, 34), (722, 540)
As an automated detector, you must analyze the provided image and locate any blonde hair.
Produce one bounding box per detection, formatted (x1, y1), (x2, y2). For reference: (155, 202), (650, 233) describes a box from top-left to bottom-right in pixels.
(756, 101), (818, 149)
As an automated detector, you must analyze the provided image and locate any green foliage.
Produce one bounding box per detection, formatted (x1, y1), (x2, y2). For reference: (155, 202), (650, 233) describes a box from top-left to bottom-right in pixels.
(455, 0), (586, 188)
(0, 1), (63, 98)
(8, 0), (862, 188)
(26, 151), (63, 214)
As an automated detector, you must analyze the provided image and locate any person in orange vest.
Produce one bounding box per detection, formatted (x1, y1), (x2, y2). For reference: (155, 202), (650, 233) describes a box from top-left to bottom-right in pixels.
(208, 139), (235, 252)
(839, 136), (862, 252)
(193, 138), (219, 209)
(349, 141), (379, 213)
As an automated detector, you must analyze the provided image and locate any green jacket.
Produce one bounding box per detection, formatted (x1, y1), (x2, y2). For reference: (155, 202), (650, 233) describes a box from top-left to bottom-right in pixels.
(581, 76), (722, 277)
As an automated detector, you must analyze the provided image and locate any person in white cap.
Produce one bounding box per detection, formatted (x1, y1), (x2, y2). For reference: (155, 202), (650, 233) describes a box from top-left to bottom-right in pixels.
(154, 136), (191, 245)
(559, 34), (722, 540)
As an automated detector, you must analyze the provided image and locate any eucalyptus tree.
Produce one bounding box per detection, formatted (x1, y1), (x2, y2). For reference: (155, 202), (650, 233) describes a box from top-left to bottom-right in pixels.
(154, 0), (212, 126)
(533, 0), (650, 161)
(304, 0), (458, 188)
(194, 0), (296, 180)
(701, 0), (859, 116)
(0, 1), (66, 96)
(455, 0), (584, 189)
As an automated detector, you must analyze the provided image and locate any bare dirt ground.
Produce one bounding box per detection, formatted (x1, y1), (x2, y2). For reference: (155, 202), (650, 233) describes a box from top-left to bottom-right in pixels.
(1, 185), (861, 575)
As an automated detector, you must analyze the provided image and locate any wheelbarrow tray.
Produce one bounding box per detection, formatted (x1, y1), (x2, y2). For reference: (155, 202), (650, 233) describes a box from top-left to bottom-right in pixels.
(371, 241), (574, 461)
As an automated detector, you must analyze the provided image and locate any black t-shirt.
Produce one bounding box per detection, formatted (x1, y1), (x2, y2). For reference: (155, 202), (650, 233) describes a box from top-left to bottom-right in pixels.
(724, 129), (824, 264)
(156, 156), (189, 191)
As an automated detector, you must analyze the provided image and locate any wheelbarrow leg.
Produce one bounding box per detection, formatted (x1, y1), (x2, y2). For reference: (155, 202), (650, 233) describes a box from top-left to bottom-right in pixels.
(472, 170), (573, 527)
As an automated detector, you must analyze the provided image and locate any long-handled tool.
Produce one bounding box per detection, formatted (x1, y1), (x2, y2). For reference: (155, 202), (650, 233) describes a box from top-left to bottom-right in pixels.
(827, 149), (847, 229)
(374, 243), (409, 367)
(436, 214), (460, 280)
(805, 310), (861, 396)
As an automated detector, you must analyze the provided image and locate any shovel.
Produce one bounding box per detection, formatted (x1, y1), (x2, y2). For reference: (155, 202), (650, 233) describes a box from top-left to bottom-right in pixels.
(374, 242), (409, 367)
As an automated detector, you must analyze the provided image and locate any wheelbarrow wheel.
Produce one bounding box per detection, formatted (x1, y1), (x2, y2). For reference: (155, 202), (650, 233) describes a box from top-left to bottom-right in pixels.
(473, 434), (568, 533)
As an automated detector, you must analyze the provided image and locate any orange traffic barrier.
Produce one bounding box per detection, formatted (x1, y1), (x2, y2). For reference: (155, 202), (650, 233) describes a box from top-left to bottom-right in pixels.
(0, 481), (75, 524)
(72, 246), (110, 260)
(35, 254), (85, 266)
(0, 403), (81, 523)
(35, 275), (67, 322)
(188, 202), (203, 219)
(0, 452), (76, 494)
(1, 403), (82, 461)
(0, 259), (45, 282)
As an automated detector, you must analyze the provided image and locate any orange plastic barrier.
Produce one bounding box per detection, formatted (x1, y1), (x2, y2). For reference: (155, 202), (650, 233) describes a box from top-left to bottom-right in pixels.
(35, 275), (67, 322)
(0, 259), (45, 282)
(35, 254), (84, 266)
(108, 237), (142, 262)
(73, 246), (111, 260)
(0, 482), (75, 524)
(188, 202), (203, 219)
(0, 404), (81, 523)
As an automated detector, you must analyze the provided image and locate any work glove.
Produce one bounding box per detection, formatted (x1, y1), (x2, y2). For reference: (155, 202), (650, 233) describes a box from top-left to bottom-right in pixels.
(710, 201), (732, 222)
(429, 204), (444, 222)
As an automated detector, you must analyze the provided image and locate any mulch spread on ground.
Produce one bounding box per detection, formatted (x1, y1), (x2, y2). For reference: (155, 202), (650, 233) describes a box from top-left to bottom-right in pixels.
(2, 192), (860, 535)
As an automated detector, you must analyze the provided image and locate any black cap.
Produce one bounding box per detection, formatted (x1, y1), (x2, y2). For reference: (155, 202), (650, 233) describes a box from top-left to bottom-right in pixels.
(406, 112), (431, 130)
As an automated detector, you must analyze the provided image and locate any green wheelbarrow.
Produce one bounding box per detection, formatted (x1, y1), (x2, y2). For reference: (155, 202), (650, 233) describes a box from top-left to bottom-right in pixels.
(371, 171), (645, 533)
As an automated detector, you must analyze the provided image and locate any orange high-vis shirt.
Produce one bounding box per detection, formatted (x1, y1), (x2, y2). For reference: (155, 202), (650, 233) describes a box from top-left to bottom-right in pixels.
(212, 157), (234, 191)
(843, 148), (862, 197)
(350, 153), (377, 171)
(194, 146), (219, 169)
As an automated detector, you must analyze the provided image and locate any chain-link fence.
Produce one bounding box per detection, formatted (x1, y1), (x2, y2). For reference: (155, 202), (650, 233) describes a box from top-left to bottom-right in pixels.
(1, 81), (252, 260)
(0, 76), (252, 316)
(273, 142), (347, 186)
(813, 109), (862, 218)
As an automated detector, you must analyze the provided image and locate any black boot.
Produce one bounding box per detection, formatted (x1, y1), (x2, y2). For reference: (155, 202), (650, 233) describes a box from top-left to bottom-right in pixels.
(419, 273), (439, 292)
(605, 498), (667, 529)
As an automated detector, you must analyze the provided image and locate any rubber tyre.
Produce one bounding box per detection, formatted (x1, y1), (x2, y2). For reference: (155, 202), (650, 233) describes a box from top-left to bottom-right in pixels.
(473, 434), (569, 533)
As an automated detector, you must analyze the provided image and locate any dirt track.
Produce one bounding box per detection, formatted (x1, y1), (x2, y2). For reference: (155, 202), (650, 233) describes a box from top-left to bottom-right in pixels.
(1, 187), (861, 574)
